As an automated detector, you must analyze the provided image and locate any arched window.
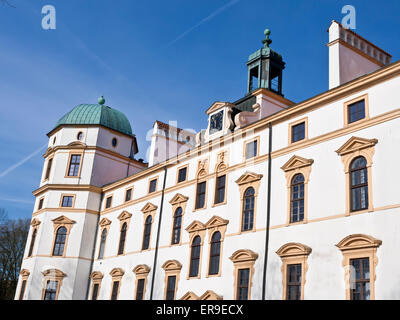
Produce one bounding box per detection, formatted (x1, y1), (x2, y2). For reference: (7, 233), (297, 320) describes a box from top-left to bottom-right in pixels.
(98, 228), (107, 259)
(118, 223), (127, 255)
(208, 231), (221, 276)
(28, 228), (37, 257)
(171, 207), (183, 245)
(350, 156), (368, 212)
(142, 216), (152, 250)
(52, 226), (67, 256)
(242, 187), (255, 231)
(189, 236), (201, 277)
(290, 174), (305, 223)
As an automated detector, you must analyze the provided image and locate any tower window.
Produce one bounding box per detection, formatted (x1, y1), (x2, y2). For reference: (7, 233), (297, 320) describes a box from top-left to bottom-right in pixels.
(45, 158), (53, 180)
(77, 132), (83, 141)
(61, 195), (74, 208)
(67, 154), (82, 177)
(112, 138), (118, 148)
(38, 198), (44, 211)
(249, 66), (259, 92)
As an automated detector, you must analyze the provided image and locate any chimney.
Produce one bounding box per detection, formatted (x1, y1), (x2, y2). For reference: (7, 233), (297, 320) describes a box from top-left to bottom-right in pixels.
(327, 20), (392, 89)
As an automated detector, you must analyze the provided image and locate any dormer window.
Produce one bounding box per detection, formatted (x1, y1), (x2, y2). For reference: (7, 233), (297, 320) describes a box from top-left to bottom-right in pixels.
(209, 110), (224, 135)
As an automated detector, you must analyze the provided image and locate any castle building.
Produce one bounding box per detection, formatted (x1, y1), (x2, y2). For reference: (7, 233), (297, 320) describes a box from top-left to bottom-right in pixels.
(15, 21), (400, 300)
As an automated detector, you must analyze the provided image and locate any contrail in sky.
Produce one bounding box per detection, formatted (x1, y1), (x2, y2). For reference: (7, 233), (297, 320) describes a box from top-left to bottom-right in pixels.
(0, 143), (48, 179)
(166, 0), (241, 47)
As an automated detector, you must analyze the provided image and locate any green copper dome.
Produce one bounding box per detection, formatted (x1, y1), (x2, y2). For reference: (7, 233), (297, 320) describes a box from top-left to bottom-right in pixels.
(53, 102), (133, 136)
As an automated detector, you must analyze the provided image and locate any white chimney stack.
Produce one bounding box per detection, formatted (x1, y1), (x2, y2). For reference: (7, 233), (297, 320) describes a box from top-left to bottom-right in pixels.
(328, 20), (392, 89)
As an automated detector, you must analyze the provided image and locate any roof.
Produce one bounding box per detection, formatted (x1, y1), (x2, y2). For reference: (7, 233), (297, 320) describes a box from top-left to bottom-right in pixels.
(52, 103), (133, 136)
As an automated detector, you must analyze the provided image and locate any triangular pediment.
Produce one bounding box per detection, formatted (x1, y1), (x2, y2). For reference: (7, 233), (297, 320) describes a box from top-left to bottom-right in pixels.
(235, 171), (263, 185)
(336, 136), (378, 156)
(118, 211), (132, 221)
(200, 290), (223, 300)
(281, 155), (314, 172)
(99, 217), (112, 227)
(52, 215), (76, 225)
(31, 218), (41, 227)
(185, 220), (206, 233)
(20, 269), (30, 277)
(180, 291), (199, 300)
(141, 202), (158, 213)
(206, 101), (235, 115)
(169, 193), (189, 205)
(205, 216), (229, 229)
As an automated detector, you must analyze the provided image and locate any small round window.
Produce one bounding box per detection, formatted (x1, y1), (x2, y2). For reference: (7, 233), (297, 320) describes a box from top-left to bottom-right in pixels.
(77, 132), (83, 141)
(112, 138), (118, 147)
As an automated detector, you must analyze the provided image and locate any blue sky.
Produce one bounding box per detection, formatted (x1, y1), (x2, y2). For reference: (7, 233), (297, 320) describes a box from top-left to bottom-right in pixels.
(1, 0), (399, 220)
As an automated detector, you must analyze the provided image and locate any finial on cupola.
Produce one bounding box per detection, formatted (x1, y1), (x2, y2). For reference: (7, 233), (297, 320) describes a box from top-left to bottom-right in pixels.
(98, 96), (105, 105)
(262, 28), (272, 48)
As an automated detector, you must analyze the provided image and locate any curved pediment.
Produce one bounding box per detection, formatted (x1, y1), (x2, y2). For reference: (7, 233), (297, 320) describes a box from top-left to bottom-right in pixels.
(281, 155), (314, 172)
(169, 193), (189, 205)
(133, 264), (151, 275)
(235, 171), (263, 185)
(336, 234), (382, 251)
(185, 220), (206, 233)
(276, 242), (312, 258)
(90, 271), (104, 280)
(229, 249), (259, 263)
(20, 269), (30, 277)
(141, 202), (158, 213)
(162, 260), (182, 271)
(336, 136), (378, 156)
(110, 268), (125, 277)
(42, 268), (66, 278)
(67, 141), (86, 148)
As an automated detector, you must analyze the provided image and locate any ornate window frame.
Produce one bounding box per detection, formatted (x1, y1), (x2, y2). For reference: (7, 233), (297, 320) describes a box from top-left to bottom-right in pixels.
(162, 260), (182, 300)
(235, 171), (263, 233)
(28, 219), (41, 258)
(205, 216), (229, 278)
(212, 150), (229, 207)
(133, 264), (151, 300)
(229, 249), (259, 300)
(193, 158), (209, 211)
(109, 268), (125, 300)
(276, 242), (312, 300)
(185, 221), (206, 279)
(117, 211), (132, 255)
(18, 269), (30, 300)
(98, 218), (111, 259)
(169, 193), (189, 246)
(281, 155), (314, 226)
(336, 136), (378, 215)
(90, 271), (104, 300)
(141, 202), (158, 251)
(336, 234), (382, 300)
(51, 216), (76, 257)
(41, 269), (66, 300)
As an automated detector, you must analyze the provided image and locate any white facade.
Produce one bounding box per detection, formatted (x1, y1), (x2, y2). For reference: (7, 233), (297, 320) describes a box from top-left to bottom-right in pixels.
(15, 21), (400, 300)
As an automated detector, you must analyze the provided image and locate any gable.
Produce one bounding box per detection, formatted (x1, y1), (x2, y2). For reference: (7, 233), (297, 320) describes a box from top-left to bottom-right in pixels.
(281, 155), (314, 172)
(336, 136), (378, 156)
